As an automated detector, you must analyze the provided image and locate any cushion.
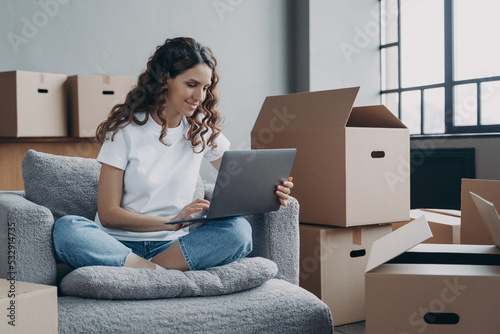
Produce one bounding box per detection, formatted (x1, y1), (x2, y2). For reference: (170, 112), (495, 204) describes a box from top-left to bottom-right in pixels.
(22, 150), (101, 221)
(60, 257), (278, 299)
(22, 150), (205, 221)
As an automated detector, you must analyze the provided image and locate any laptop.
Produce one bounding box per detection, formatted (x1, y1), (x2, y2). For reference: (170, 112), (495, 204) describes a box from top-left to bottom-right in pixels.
(470, 192), (500, 249)
(165, 148), (297, 224)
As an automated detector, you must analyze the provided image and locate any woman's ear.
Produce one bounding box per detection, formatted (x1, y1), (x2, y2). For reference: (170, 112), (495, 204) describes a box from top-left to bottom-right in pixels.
(165, 74), (172, 88)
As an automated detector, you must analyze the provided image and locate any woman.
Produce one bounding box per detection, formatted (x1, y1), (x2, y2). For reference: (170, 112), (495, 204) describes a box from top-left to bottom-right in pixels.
(53, 37), (293, 272)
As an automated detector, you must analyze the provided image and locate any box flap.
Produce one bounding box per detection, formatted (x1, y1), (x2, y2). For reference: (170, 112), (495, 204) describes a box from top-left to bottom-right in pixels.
(461, 178), (500, 245)
(365, 216), (433, 272)
(421, 208), (461, 217)
(470, 192), (500, 249)
(251, 87), (360, 132)
(410, 209), (460, 226)
(347, 105), (407, 129)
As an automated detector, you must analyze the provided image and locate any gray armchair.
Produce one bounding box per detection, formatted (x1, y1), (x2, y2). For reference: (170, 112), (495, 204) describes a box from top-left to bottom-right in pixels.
(0, 150), (334, 333)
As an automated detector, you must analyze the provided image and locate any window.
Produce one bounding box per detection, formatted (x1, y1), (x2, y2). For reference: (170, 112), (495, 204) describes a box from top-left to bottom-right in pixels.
(380, 0), (500, 135)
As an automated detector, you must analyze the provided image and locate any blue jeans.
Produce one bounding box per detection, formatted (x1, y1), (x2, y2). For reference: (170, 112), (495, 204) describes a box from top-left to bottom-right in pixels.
(52, 215), (253, 271)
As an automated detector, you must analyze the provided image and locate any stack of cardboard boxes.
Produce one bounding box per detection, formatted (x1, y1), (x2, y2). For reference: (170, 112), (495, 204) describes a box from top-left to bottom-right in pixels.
(251, 87), (500, 332)
(251, 87), (411, 325)
(0, 70), (134, 138)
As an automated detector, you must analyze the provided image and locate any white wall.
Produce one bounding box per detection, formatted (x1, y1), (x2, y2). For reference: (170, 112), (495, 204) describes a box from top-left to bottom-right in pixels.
(0, 0), (289, 182)
(309, 0), (381, 106)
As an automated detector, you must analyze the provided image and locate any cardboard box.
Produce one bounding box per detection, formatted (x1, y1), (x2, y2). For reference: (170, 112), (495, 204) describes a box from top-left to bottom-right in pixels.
(251, 87), (410, 227)
(366, 216), (500, 333)
(299, 223), (392, 325)
(0, 70), (67, 137)
(392, 209), (460, 244)
(461, 178), (500, 245)
(68, 74), (135, 137)
(1, 279), (58, 333)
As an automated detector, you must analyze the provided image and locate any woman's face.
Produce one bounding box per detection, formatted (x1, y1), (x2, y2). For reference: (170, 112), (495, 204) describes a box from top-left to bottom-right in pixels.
(163, 63), (213, 127)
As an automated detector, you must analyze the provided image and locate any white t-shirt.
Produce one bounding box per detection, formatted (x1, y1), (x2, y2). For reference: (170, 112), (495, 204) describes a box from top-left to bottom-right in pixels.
(94, 113), (230, 241)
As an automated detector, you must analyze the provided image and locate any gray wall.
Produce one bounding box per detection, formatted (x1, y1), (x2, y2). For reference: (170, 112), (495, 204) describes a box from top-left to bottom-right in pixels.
(1, 0), (289, 182)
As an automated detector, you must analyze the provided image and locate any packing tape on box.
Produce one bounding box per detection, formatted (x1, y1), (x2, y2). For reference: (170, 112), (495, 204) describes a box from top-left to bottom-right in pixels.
(39, 73), (45, 84)
(103, 75), (110, 85)
(352, 227), (362, 245)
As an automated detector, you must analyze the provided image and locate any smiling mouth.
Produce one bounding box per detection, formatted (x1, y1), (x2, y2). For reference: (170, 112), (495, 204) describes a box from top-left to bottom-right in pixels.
(186, 101), (198, 110)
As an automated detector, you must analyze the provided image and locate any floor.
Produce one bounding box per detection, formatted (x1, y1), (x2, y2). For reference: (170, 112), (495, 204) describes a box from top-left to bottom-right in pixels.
(334, 321), (366, 334)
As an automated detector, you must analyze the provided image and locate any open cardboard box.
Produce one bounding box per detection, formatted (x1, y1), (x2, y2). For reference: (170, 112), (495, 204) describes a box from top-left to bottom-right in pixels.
(299, 223), (392, 325)
(392, 209), (460, 244)
(251, 87), (410, 227)
(365, 194), (500, 333)
(68, 74), (135, 137)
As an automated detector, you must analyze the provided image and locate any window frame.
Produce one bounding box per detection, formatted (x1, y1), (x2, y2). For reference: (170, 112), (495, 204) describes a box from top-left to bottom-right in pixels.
(380, 0), (500, 136)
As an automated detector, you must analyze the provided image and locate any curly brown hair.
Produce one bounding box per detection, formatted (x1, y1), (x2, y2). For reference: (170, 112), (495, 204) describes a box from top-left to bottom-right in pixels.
(96, 37), (223, 153)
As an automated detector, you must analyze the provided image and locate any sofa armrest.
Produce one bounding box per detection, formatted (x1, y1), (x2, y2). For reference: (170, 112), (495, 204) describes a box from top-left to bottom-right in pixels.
(0, 191), (58, 285)
(245, 197), (300, 285)
(204, 183), (300, 284)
